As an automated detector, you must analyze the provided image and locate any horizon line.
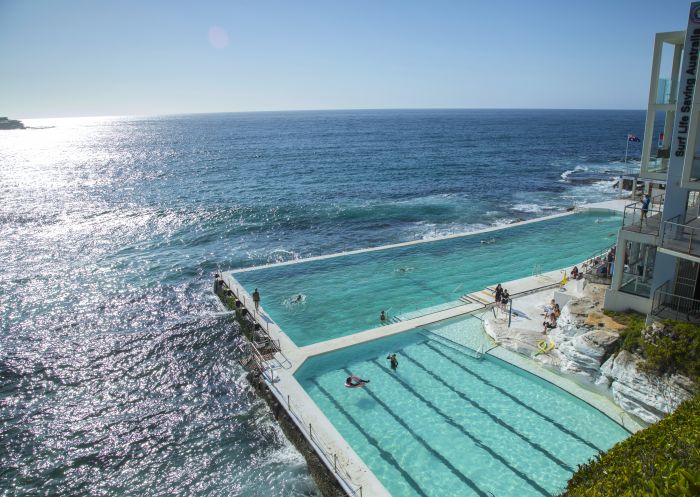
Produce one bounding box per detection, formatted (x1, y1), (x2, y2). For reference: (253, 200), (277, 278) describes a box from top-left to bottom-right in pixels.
(17, 106), (649, 121)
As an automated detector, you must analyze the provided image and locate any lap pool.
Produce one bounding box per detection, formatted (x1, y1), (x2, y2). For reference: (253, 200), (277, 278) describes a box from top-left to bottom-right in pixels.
(234, 210), (620, 346)
(295, 322), (630, 497)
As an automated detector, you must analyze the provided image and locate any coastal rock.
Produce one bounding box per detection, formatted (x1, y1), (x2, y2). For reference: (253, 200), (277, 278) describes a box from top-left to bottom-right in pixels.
(484, 284), (694, 425)
(598, 350), (694, 424)
(557, 329), (620, 376)
(544, 302), (619, 378)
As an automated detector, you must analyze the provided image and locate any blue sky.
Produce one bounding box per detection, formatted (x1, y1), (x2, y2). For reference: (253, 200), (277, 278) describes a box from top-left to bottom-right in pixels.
(0, 0), (695, 118)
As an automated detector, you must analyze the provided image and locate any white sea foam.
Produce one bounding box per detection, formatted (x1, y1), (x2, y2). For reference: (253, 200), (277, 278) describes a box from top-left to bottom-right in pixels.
(512, 203), (551, 214)
(560, 165), (588, 181)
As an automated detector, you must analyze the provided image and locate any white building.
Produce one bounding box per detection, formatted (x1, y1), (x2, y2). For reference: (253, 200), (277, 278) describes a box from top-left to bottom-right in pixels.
(605, 1), (700, 322)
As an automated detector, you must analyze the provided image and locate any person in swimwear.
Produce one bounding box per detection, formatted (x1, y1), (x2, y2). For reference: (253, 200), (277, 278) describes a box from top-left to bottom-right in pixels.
(345, 376), (370, 387)
(387, 353), (398, 370)
(494, 284), (503, 304)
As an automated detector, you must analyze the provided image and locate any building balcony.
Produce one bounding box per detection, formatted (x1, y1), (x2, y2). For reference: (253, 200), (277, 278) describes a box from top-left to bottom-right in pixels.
(655, 78), (676, 105)
(621, 194), (665, 236)
(659, 208), (700, 259)
(644, 156), (669, 176)
(651, 280), (700, 323)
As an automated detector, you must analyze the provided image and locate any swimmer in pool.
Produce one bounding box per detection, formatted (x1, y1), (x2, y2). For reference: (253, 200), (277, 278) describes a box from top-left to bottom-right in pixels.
(387, 353), (398, 370)
(345, 376), (370, 388)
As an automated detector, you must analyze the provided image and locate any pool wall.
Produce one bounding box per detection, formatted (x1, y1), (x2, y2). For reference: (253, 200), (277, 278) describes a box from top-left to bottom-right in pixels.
(232, 206), (619, 275)
(217, 200), (641, 497)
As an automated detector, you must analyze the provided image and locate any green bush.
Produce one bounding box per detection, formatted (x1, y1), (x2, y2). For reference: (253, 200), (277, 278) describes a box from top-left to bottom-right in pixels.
(602, 312), (700, 384)
(561, 395), (700, 497)
(641, 320), (700, 383)
(603, 310), (645, 353)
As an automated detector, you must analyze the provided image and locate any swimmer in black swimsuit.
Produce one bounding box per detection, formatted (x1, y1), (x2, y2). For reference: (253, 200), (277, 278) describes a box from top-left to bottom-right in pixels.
(387, 353), (398, 370)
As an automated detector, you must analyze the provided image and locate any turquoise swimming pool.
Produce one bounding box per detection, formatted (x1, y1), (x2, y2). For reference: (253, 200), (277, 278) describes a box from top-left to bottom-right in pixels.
(296, 323), (629, 497)
(235, 211), (620, 346)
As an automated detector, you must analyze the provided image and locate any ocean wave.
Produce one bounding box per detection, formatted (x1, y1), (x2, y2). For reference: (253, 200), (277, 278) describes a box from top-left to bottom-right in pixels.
(560, 165), (588, 181)
(412, 217), (519, 241)
(511, 203), (557, 214)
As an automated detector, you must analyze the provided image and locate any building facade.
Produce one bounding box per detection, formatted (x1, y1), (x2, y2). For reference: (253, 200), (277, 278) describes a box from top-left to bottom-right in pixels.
(605, 1), (700, 322)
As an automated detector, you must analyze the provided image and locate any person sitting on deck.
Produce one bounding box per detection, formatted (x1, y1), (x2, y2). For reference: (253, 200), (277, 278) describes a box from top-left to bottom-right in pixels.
(345, 376), (370, 388)
(543, 313), (557, 334)
(552, 303), (561, 319)
(570, 266), (579, 280)
(543, 298), (556, 317)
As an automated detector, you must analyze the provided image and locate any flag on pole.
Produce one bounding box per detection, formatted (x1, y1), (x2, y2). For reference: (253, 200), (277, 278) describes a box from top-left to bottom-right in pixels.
(627, 134), (641, 142)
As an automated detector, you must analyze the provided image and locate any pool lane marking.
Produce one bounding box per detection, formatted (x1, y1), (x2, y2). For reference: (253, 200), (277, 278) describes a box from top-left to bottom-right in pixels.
(423, 341), (605, 453)
(311, 380), (431, 497)
(369, 360), (552, 497)
(401, 351), (575, 473)
(342, 368), (491, 497)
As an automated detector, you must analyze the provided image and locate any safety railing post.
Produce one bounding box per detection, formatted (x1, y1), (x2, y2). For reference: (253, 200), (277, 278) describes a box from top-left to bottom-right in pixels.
(508, 299), (513, 327)
(689, 229), (694, 254)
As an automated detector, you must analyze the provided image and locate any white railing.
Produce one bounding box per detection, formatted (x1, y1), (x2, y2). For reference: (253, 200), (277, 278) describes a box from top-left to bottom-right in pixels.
(258, 362), (364, 497)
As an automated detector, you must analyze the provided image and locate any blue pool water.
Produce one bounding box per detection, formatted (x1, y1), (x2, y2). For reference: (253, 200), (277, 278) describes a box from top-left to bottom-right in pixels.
(296, 325), (629, 497)
(235, 210), (620, 345)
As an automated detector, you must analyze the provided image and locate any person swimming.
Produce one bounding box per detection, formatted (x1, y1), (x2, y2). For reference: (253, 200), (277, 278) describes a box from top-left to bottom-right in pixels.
(480, 238), (496, 244)
(345, 376), (370, 388)
(387, 353), (398, 370)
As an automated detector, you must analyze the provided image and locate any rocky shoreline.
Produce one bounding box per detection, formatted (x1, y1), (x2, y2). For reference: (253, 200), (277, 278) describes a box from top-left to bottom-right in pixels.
(484, 281), (695, 424)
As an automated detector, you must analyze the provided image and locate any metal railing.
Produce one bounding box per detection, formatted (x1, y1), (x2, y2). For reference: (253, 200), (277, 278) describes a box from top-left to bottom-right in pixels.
(581, 244), (615, 277)
(660, 214), (700, 256)
(651, 280), (700, 322)
(621, 202), (662, 234)
(220, 278), (282, 354)
(258, 363), (364, 497)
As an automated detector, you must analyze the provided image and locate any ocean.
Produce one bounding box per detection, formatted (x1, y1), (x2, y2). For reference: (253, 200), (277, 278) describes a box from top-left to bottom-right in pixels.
(0, 109), (645, 496)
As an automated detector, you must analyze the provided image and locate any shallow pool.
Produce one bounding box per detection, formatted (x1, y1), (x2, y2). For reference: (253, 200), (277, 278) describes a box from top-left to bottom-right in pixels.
(235, 211), (620, 346)
(296, 325), (629, 497)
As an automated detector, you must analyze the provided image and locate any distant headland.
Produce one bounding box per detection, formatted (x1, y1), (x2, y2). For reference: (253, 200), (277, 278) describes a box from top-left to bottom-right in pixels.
(0, 117), (25, 129)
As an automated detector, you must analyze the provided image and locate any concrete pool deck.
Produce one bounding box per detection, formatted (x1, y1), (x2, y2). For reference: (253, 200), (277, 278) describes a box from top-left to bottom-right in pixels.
(220, 198), (638, 497)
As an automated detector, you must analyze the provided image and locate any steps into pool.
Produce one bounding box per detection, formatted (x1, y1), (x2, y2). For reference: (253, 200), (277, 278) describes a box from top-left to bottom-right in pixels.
(418, 329), (484, 360)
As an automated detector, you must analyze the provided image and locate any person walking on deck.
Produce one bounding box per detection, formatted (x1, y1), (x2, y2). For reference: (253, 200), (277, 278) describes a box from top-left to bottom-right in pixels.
(252, 288), (260, 311)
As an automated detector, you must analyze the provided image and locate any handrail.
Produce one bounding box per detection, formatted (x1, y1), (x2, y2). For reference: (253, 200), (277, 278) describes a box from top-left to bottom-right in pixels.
(652, 280), (700, 322)
(222, 279), (282, 354)
(660, 216), (700, 255)
(581, 243), (615, 276)
(258, 364), (364, 497)
(621, 203), (662, 233)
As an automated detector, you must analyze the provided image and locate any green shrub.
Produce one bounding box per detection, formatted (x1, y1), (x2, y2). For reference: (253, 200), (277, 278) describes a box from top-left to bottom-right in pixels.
(602, 312), (700, 384)
(641, 320), (700, 383)
(603, 310), (645, 353)
(561, 395), (700, 497)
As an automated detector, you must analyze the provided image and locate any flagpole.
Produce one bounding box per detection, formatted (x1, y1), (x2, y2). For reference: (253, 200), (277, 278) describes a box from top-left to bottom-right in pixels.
(624, 134), (630, 175)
